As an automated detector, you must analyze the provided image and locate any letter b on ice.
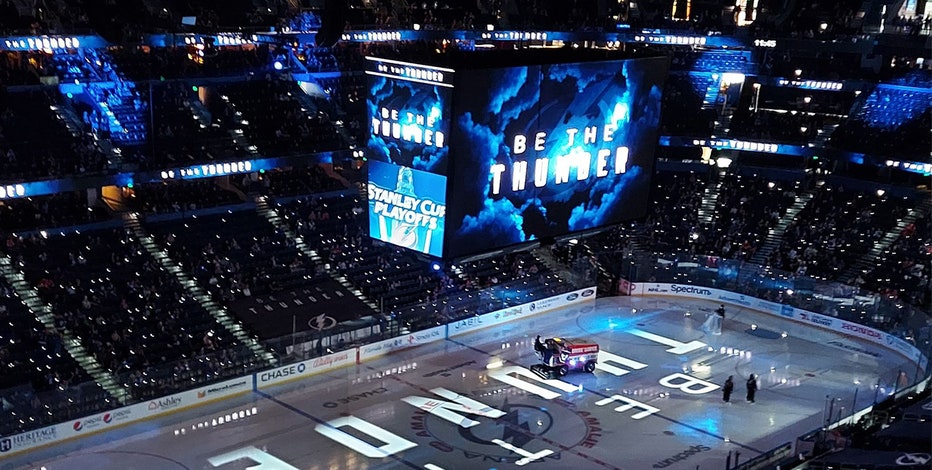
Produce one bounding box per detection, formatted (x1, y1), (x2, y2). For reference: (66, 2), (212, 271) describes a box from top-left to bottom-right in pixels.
(658, 373), (719, 395)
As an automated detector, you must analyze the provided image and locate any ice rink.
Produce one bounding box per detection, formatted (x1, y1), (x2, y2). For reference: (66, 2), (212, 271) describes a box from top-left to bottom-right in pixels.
(2, 295), (915, 470)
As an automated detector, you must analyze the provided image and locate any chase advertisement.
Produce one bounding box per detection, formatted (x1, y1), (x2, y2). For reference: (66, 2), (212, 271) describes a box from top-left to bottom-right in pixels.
(367, 159), (447, 257)
(365, 57), (453, 174)
(445, 57), (668, 258)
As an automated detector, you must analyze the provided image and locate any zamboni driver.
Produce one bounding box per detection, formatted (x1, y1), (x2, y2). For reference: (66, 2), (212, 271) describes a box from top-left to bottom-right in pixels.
(534, 335), (564, 365)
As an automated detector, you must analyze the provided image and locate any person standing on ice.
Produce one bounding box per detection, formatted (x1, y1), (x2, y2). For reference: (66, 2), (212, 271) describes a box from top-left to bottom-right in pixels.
(746, 374), (758, 403)
(722, 376), (734, 403)
(702, 305), (723, 335)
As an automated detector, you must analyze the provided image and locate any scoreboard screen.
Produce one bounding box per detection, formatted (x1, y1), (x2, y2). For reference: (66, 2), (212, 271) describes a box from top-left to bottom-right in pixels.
(365, 57), (454, 175)
(444, 57), (669, 258)
(367, 160), (447, 257)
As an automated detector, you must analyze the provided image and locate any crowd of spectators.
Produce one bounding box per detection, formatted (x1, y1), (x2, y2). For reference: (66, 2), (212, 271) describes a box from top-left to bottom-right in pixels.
(214, 76), (344, 156)
(856, 214), (931, 309)
(273, 192), (564, 329)
(0, 191), (109, 233)
(701, 173), (801, 260)
(0, 277), (111, 437)
(0, 0), (928, 444)
(641, 169), (803, 261)
(149, 211), (310, 303)
(659, 73), (716, 136)
(2, 227), (266, 400)
(766, 184), (912, 280)
(0, 89), (108, 182)
(128, 179), (245, 215)
(277, 194), (448, 310)
(147, 81), (247, 169)
(642, 170), (710, 253)
(108, 45), (271, 81)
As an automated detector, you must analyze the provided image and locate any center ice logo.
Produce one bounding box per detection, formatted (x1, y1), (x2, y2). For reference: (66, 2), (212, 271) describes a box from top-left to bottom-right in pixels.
(411, 399), (601, 464)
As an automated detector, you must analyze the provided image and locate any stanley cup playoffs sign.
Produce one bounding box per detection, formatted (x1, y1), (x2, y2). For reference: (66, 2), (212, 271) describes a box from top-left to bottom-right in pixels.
(365, 55), (669, 259)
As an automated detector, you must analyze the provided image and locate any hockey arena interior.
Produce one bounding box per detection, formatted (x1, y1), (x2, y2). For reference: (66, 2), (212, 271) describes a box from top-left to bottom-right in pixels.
(0, 0), (930, 469)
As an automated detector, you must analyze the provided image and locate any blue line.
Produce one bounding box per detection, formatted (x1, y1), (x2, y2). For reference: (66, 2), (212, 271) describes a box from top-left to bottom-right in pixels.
(444, 337), (765, 454)
(254, 390), (424, 469)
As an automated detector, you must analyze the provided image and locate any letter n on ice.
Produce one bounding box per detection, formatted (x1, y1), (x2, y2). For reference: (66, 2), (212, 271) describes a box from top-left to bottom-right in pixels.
(401, 387), (505, 428)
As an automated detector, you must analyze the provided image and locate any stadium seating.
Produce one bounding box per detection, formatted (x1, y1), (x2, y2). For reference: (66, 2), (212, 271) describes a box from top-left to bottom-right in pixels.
(3, 228), (263, 400)
(830, 86), (932, 159)
(146, 210), (309, 303)
(0, 2), (929, 456)
(212, 77), (344, 156)
(0, 191), (110, 233)
(767, 183), (914, 280)
(128, 179), (245, 215)
(0, 89), (107, 183)
(642, 170), (710, 252)
(699, 172), (802, 260)
(858, 213), (931, 309)
(146, 81), (247, 169)
(0, 278), (112, 437)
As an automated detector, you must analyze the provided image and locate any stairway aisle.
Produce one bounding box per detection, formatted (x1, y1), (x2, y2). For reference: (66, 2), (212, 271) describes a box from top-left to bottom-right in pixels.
(697, 169), (727, 225)
(254, 196), (381, 314)
(122, 212), (277, 366)
(0, 255), (130, 404)
(749, 187), (817, 266)
(839, 197), (932, 283)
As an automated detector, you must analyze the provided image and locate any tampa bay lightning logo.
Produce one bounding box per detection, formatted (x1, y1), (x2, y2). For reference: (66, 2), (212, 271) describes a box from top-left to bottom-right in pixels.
(896, 453), (931, 466)
(308, 314), (337, 331)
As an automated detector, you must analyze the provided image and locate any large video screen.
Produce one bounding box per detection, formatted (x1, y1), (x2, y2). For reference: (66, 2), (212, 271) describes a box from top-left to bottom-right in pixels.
(365, 57), (454, 175)
(367, 160), (447, 257)
(445, 57), (669, 258)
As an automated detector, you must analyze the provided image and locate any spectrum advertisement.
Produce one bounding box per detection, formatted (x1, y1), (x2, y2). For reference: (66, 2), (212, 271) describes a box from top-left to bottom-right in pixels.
(367, 159), (447, 257)
(365, 57), (454, 174)
(445, 57), (669, 257)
